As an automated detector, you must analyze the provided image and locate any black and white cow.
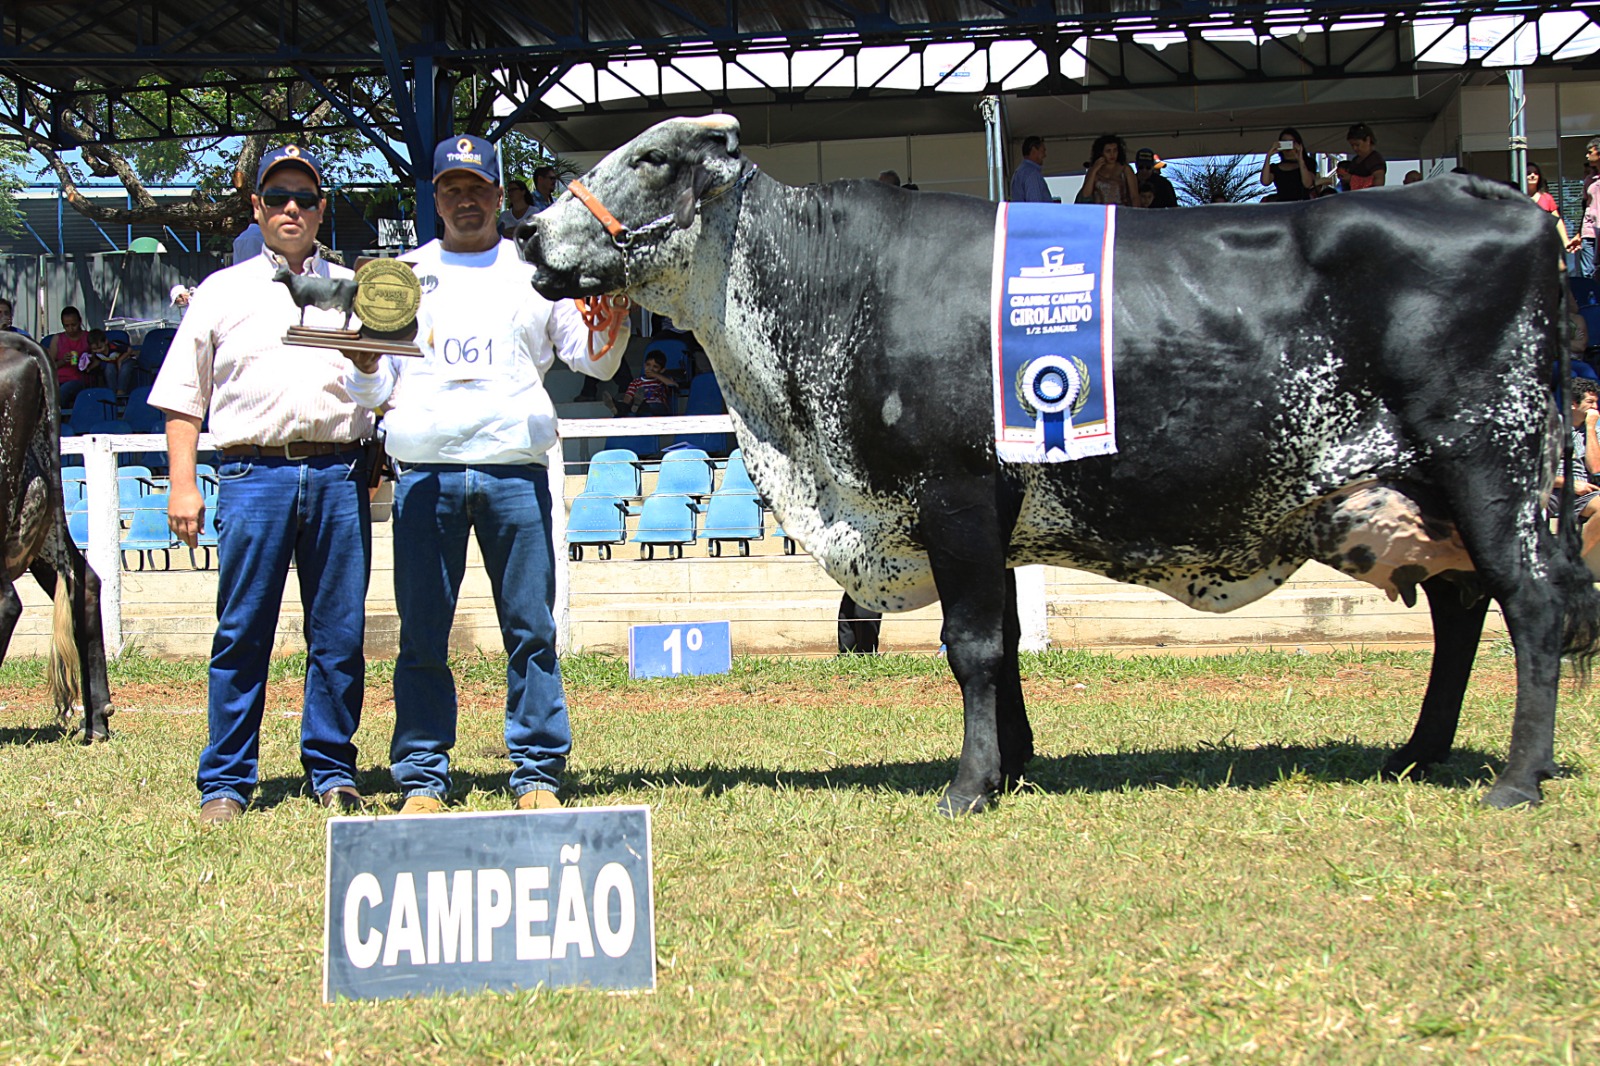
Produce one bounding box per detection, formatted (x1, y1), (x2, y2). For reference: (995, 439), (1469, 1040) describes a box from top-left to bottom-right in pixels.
(524, 115), (1600, 814)
(1, 333), (112, 740)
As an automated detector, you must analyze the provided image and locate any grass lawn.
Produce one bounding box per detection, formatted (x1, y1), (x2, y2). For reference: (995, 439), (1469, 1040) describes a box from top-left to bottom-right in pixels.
(1, 647), (1598, 1064)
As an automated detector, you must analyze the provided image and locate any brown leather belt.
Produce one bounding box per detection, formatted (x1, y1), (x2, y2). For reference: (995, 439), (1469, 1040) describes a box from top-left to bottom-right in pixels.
(220, 440), (364, 460)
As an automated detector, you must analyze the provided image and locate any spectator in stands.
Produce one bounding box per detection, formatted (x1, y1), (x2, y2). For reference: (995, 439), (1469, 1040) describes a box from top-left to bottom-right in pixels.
(232, 220), (264, 263)
(0, 297), (28, 336)
(1579, 139), (1600, 279)
(1551, 377), (1600, 559)
(1082, 134), (1139, 207)
(498, 178), (537, 238)
(1135, 148), (1177, 208)
(1010, 136), (1053, 203)
(85, 328), (135, 399)
(877, 169), (902, 187)
(605, 351), (675, 417)
(48, 306), (94, 409)
(1403, 170), (1423, 185)
(1344, 123), (1386, 189)
(1259, 128), (1315, 202)
(1527, 162), (1575, 266)
(341, 134), (629, 816)
(151, 143), (375, 826)
(531, 165), (559, 211)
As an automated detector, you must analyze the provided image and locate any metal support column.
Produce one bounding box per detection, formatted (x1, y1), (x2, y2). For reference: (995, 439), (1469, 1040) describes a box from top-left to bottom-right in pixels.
(1509, 68), (1528, 192)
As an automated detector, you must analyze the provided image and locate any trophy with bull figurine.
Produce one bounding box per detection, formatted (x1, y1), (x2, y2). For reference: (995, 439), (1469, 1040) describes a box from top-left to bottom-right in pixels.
(278, 258), (423, 357)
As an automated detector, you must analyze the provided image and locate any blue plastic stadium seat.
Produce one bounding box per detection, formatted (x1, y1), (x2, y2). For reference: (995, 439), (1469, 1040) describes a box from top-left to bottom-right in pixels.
(65, 387), (117, 433)
(674, 371), (730, 454)
(61, 465), (86, 506)
(137, 328), (176, 383)
(67, 499), (90, 551)
(1572, 277), (1598, 307)
(120, 494), (176, 570)
(191, 502), (222, 570)
(703, 492), (763, 556)
(123, 387), (164, 432)
(653, 447), (713, 497)
(719, 449), (757, 494)
(632, 493), (700, 559)
(604, 432), (661, 459)
(581, 449), (641, 498)
(770, 518), (799, 556)
(566, 494), (629, 561)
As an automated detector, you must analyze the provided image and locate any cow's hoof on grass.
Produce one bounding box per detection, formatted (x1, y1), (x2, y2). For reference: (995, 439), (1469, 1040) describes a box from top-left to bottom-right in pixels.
(1380, 751), (1440, 782)
(935, 789), (991, 817)
(1481, 781), (1542, 809)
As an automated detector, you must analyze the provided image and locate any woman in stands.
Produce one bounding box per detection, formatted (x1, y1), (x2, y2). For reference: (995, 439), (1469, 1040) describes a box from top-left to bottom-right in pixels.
(47, 305), (94, 410)
(1259, 127), (1316, 202)
(1081, 134), (1140, 208)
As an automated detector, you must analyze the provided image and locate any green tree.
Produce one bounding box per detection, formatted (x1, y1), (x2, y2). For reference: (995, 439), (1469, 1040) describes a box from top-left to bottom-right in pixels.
(1170, 154), (1259, 206)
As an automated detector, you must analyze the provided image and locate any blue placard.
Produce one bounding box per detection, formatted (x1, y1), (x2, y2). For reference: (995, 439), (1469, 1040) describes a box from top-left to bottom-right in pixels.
(323, 806), (655, 1002)
(628, 620), (732, 679)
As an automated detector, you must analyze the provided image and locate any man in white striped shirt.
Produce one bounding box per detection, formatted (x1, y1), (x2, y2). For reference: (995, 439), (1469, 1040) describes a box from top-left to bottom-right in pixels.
(151, 145), (376, 826)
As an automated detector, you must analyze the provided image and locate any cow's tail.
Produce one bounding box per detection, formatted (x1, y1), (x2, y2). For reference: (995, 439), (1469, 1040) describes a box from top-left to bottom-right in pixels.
(45, 569), (81, 722)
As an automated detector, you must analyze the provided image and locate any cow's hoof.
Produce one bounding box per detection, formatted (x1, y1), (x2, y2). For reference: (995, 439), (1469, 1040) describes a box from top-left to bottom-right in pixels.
(935, 788), (991, 817)
(1381, 750), (1440, 782)
(1481, 781), (1542, 809)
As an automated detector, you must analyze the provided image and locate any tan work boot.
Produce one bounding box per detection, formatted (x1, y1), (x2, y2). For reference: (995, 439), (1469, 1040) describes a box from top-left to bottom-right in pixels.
(199, 797), (243, 826)
(515, 790), (562, 811)
(397, 795), (446, 815)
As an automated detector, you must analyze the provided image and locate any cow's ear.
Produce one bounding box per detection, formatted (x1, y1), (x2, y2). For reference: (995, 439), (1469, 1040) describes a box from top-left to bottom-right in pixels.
(674, 164), (719, 229)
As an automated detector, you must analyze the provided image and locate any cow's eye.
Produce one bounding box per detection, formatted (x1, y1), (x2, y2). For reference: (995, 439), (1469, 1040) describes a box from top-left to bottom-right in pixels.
(633, 151), (671, 171)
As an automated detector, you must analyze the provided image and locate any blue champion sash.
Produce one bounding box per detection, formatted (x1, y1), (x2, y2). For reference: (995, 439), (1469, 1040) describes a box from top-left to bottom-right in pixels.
(990, 203), (1118, 463)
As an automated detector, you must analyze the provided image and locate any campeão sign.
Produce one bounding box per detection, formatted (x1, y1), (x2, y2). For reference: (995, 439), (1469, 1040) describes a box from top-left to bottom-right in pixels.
(323, 805), (655, 1001)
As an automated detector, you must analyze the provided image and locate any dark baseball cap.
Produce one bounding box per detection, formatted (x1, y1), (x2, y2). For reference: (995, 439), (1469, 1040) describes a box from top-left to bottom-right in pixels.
(256, 145), (323, 190)
(434, 134), (498, 184)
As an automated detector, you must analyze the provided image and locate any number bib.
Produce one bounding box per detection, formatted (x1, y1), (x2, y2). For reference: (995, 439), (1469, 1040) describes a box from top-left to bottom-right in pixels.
(422, 304), (519, 382)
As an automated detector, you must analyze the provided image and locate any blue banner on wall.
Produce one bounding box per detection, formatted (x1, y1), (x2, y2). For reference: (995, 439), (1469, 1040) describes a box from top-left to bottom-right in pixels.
(990, 203), (1118, 463)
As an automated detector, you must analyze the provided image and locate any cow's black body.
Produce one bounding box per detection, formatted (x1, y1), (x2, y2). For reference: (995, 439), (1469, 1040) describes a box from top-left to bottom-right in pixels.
(526, 116), (1600, 813)
(0, 333), (112, 739)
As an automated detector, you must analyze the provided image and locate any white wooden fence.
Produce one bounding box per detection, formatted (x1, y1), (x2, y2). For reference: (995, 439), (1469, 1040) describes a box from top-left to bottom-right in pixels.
(61, 419), (1054, 657)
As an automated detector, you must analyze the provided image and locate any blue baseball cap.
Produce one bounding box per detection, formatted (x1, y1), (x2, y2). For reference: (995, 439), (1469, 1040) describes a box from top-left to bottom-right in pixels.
(433, 134), (498, 184)
(255, 144), (323, 190)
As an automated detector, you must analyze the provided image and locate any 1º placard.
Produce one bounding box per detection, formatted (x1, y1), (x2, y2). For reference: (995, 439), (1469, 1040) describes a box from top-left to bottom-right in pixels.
(629, 620), (732, 679)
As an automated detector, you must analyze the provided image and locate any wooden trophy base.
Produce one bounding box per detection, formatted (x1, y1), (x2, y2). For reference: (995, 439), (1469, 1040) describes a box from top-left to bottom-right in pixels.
(284, 325), (422, 358)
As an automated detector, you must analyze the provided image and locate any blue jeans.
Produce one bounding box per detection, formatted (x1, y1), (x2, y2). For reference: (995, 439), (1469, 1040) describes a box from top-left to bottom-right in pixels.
(390, 462), (566, 801)
(1582, 237), (1596, 281)
(196, 451), (371, 806)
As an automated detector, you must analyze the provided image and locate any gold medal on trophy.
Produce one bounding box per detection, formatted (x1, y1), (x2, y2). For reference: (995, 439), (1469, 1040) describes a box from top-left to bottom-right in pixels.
(282, 257), (423, 357)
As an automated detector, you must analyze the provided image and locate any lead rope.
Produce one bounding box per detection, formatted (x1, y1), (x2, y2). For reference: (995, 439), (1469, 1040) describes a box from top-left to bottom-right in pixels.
(572, 293), (631, 361)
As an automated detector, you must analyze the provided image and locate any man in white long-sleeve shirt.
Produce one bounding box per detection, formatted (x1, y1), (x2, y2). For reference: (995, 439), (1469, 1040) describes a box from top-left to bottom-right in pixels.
(344, 134), (628, 815)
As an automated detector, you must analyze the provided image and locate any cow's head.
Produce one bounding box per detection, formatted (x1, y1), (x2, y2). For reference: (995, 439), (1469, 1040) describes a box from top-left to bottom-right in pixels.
(521, 115), (747, 303)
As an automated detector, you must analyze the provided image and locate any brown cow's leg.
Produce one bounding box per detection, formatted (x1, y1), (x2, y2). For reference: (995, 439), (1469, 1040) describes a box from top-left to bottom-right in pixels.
(920, 476), (1008, 816)
(0, 580), (21, 665)
(1383, 576), (1488, 780)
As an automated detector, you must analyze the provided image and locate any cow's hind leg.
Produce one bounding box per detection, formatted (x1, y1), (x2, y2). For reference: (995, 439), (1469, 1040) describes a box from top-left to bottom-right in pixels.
(1384, 576), (1488, 780)
(921, 477), (1010, 816)
(998, 568), (1034, 787)
(31, 542), (111, 741)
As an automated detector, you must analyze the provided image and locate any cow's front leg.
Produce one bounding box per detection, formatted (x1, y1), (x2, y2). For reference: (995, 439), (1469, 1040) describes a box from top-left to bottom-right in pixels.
(920, 477), (1010, 816)
(1483, 580), (1566, 808)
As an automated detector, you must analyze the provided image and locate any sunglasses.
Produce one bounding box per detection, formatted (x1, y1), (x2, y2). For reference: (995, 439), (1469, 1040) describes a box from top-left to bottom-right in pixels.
(259, 188), (322, 210)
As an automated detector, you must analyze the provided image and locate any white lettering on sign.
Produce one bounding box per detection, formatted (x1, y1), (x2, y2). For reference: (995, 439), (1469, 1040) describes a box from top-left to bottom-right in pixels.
(594, 862), (636, 958)
(340, 864), (641, 969)
(476, 868), (513, 962)
(515, 866), (552, 961)
(344, 872), (384, 969)
(382, 872), (425, 967)
(426, 870), (473, 964)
